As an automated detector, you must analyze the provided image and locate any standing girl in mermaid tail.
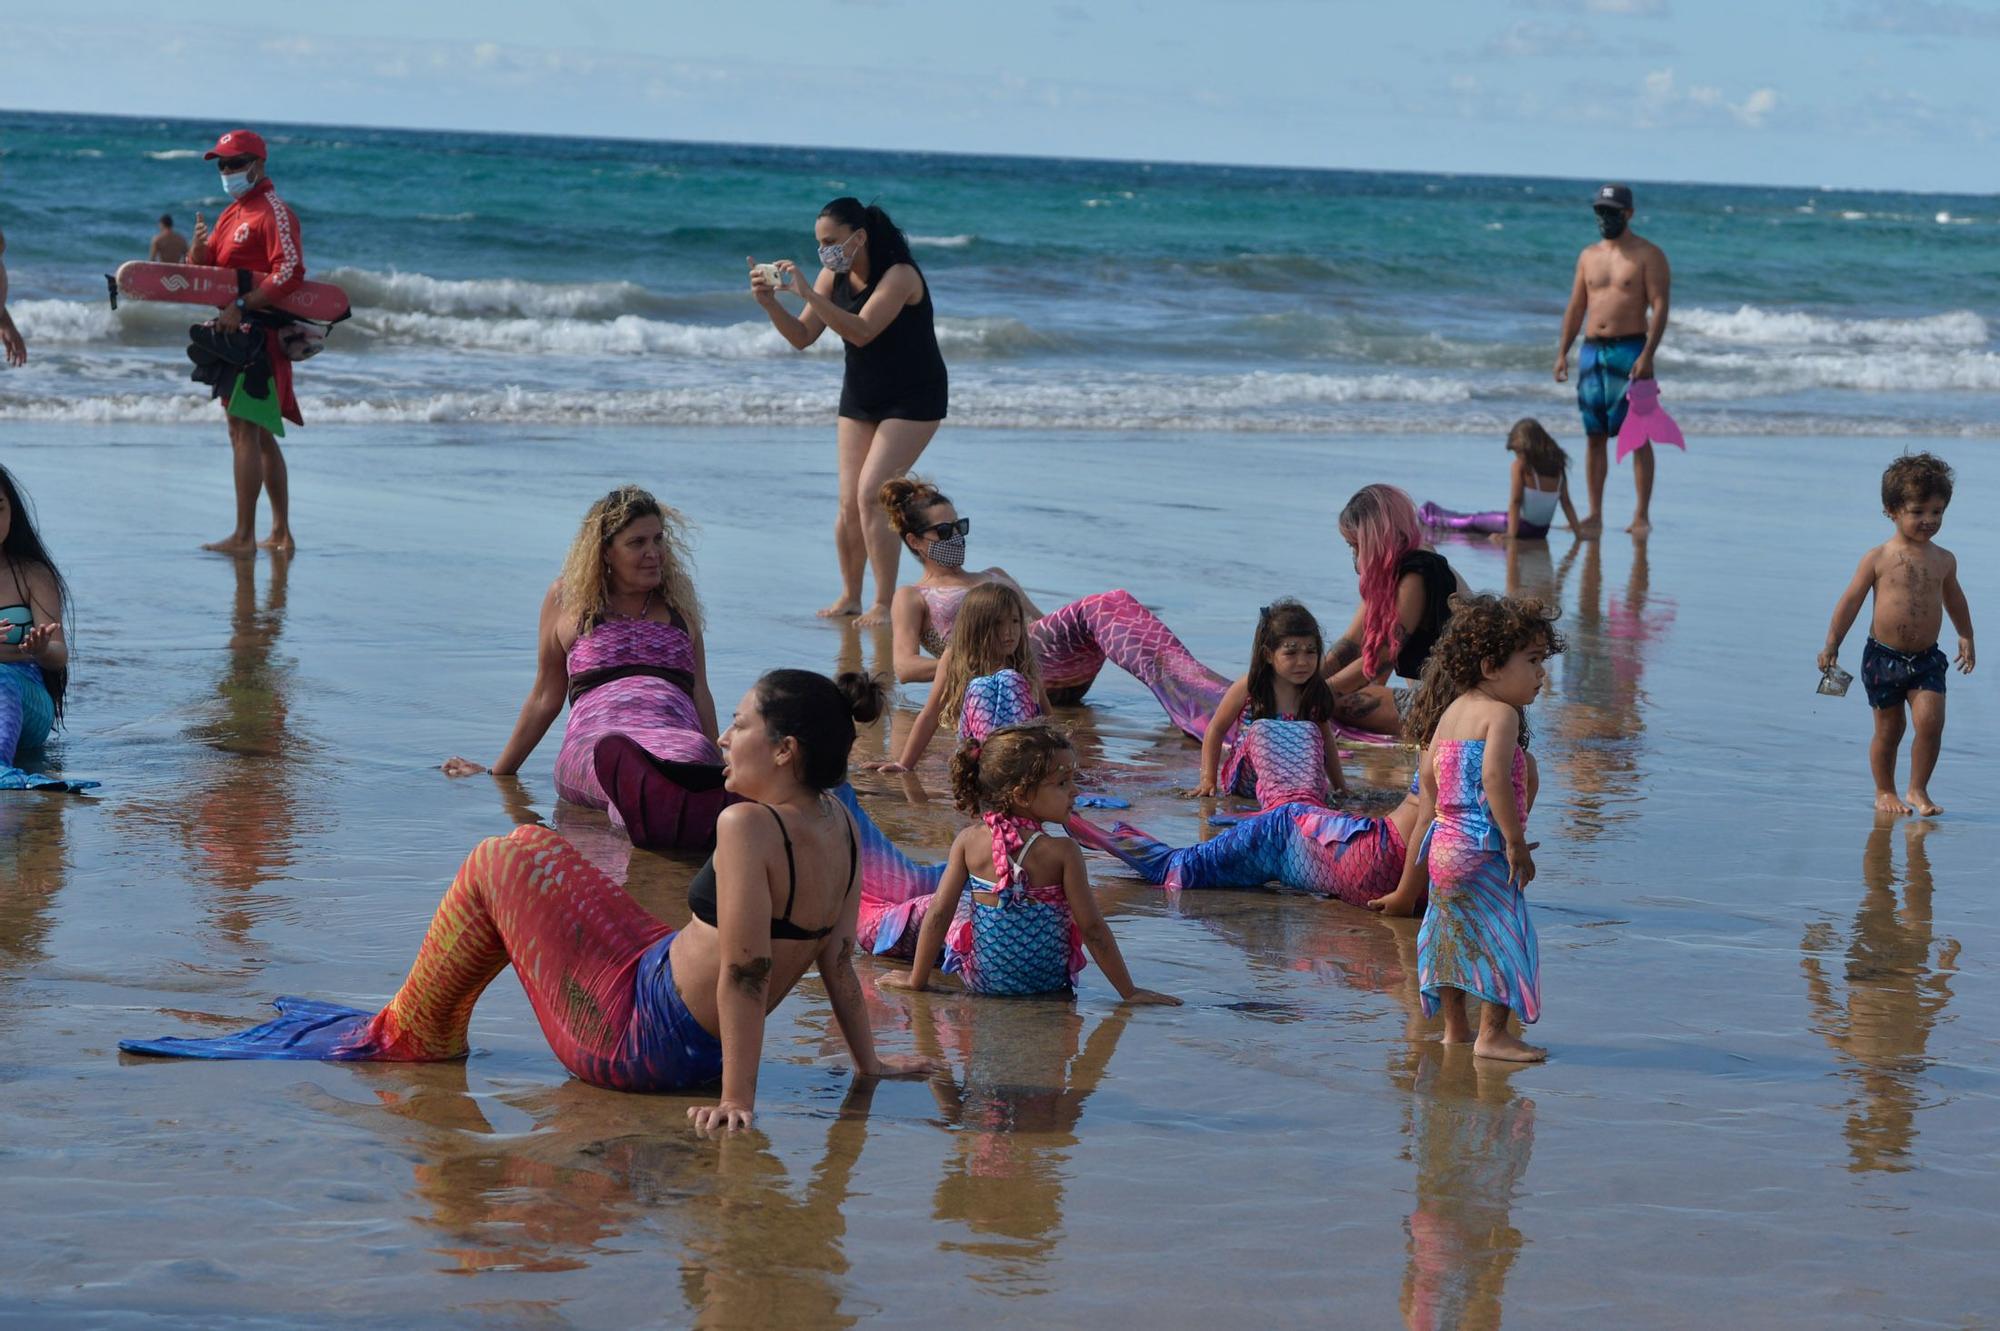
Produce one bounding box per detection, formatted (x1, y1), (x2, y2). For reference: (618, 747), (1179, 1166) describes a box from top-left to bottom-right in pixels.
(1368, 594), (1563, 1064)
(0, 465), (95, 793)
(875, 581), (1051, 773)
(879, 722), (1177, 1003)
(1195, 598), (1348, 805)
(1420, 418), (1581, 543)
(880, 475), (1231, 739)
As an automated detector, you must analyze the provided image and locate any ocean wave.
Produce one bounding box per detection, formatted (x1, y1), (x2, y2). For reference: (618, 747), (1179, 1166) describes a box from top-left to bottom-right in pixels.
(342, 311), (1045, 357)
(323, 267), (665, 319)
(1676, 305), (1988, 348)
(912, 234), (975, 248)
(145, 149), (203, 161)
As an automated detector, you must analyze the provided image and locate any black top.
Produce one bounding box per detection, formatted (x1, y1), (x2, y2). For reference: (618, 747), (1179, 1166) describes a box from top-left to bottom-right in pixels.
(831, 267), (948, 413)
(687, 803), (858, 942)
(1393, 549), (1459, 681)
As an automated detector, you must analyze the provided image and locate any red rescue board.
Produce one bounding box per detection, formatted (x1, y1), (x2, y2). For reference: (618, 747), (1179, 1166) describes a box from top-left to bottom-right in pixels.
(113, 261), (351, 322)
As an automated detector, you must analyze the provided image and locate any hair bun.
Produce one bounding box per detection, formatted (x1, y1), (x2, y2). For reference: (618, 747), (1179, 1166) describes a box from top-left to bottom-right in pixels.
(836, 671), (888, 725)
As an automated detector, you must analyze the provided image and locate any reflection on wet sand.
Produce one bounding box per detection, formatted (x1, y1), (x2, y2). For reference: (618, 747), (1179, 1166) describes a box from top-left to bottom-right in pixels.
(1392, 1047), (1538, 1331)
(117, 554), (308, 947)
(1801, 818), (1960, 1174)
(0, 795), (70, 974)
(319, 1063), (874, 1324)
(1551, 535), (1673, 848)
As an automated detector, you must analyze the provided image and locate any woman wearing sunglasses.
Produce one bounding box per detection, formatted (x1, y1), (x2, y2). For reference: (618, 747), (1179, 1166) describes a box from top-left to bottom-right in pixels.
(877, 476), (1230, 742)
(749, 198), (947, 627)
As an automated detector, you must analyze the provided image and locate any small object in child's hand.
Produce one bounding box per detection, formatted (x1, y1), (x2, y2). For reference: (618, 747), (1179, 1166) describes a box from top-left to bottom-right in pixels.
(1818, 664), (1853, 697)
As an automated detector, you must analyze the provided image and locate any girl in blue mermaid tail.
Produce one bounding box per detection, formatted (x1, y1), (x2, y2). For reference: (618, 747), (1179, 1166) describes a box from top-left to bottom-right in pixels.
(1368, 594), (1563, 1064)
(878, 722), (1178, 1004)
(1420, 419), (1581, 544)
(874, 581), (1051, 773)
(0, 466), (95, 793)
(1195, 599), (1349, 806)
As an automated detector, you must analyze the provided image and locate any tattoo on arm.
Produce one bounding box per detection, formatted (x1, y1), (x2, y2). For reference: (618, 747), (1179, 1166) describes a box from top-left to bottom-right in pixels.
(1328, 637), (1361, 670)
(728, 956), (773, 996)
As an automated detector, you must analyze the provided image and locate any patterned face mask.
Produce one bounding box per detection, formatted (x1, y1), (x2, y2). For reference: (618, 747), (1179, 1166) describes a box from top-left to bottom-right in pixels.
(926, 533), (967, 568)
(818, 232), (859, 272)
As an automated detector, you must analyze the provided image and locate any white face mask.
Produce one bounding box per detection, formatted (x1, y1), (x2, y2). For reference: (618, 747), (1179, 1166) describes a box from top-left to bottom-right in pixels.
(222, 170), (255, 199)
(818, 233), (858, 272)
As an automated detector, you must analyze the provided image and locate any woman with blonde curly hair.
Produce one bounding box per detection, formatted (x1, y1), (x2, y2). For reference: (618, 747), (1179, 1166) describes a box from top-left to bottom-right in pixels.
(443, 486), (731, 850)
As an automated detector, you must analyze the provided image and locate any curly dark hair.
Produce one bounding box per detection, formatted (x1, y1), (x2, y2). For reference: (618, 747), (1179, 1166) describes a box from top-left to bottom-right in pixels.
(1403, 593), (1565, 749)
(947, 721), (1072, 816)
(1881, 452), (1953, 512)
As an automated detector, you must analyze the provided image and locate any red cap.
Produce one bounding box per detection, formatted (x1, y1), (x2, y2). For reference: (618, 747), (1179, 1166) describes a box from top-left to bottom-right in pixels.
(203, 129), (268, 162)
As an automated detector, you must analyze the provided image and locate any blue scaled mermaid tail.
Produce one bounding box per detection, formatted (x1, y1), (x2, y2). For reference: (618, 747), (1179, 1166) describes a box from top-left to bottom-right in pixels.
(0, 662), (97, 792)
(1070, 804), (1410, 909)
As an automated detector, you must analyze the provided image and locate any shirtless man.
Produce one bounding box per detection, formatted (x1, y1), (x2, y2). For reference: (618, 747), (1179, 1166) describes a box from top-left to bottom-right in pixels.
(1554, 183), (1672, 535)
(0, 226), (25, 367)
(149, 214), (189, 264)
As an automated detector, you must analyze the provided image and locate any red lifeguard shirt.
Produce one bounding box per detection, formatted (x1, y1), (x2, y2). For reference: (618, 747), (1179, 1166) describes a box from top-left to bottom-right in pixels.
(208, 177), (305, 425)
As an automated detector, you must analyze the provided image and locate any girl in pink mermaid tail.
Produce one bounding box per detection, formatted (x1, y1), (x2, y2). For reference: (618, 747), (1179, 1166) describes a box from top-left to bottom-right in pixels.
(877, 722), (1178, 1003)
(441, 487), (734, 850)
(880, 475), (1231, 740)
(1420, 418), (1582, 544)
(1368, 594), (1564, 1064)
(874, 582), (1050, 773)
(1195, 598), (1349, 805)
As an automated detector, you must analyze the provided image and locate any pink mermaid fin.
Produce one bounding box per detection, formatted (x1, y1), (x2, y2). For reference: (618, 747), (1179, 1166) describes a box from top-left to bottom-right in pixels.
(1616, 379), (1686, 463)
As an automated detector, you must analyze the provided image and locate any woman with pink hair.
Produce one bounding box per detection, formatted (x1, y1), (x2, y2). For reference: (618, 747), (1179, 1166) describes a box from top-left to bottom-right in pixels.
(1320, 484), (1469, 736)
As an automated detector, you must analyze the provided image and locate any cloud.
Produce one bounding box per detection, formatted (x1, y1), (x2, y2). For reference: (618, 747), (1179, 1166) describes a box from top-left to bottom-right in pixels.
(1479, 21), (1596, 57)
(1636, 66), (1779, 128)
(1519, 0), (1669, 14)
(1830, 0), (2000, 38)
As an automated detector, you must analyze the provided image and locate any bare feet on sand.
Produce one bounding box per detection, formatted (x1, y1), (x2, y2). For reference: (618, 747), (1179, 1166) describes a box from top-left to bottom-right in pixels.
(1474, 1031), (1549, 1062)
(1577, 515), (1603, 538)
(259, 529), (296, 554)
(202, 535), (257, 556)
(1365, 890), (1423, 918)
(1627, 517), (1652, 535)
(854, 602), (892, 628)
(1875, 789), (1913, 816)
(817, 598), (862, 618)
(1905, 788), (1943, 817)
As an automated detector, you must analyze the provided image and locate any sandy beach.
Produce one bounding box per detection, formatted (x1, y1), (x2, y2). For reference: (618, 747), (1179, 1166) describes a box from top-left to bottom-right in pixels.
(0, 423), (1992, 1326)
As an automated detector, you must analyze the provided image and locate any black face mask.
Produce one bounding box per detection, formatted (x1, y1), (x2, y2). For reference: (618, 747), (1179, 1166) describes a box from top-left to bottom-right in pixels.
(1596, 210), (1628, 240)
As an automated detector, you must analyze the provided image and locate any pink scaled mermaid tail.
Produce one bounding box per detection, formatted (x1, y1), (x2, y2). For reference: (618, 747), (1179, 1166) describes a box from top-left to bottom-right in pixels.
(1071, 805), (1409, 909)
(554, 619), (736, 850)
(1219, 718), (1333, 809)
(122, 825), (725, 1091)
(1417, 740), (1539, 1022)
(1615, 379), (1686, 463)
(1028, 589), (1231, 740)
(1418, 501), (1509, 536)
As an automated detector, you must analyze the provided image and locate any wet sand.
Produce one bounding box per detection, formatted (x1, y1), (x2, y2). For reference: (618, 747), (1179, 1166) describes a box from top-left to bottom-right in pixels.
(2, 425), (1996, 1328)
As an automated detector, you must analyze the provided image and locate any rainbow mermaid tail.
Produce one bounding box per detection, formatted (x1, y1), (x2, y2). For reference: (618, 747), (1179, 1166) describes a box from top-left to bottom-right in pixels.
(1071, 805), (1409, 908)
(1219, 718), (1333, 809)
(1029, 589), (1231, 741)
(0, 663), (97, 792)
(1615, 379), (1686, 464)
(1418, 501), (1510, 536)
(123, 825), (725, 1091)
(1416, 739), (1539, 1022)
(960, 668), (1041, 742)
(834, 784), (948, 958)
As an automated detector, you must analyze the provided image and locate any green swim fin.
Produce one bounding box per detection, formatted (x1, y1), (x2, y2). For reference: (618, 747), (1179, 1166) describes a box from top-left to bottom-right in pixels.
(226, 370), (286, 438)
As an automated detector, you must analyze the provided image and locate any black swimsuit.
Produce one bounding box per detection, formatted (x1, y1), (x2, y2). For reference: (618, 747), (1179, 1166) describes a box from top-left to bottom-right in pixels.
(832, 268), (949, 423)
(1393, 550), (1460, 681)
(687, 803), (858, 941)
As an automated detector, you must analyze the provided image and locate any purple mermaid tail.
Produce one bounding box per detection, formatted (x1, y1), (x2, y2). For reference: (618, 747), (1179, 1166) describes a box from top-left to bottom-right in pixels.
(1418, 501), (1510, 536)
(1071, 805), (1411, 909)
(1615, 379), (1686, 463)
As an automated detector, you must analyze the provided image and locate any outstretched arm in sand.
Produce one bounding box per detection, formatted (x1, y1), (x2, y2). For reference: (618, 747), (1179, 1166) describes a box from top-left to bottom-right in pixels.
(870, 649), (952, 773)
(1195, 675), (1251, 796)
(443, 583), (568, 777)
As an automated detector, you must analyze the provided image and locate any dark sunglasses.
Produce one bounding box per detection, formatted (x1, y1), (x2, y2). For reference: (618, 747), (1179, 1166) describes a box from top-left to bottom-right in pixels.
(216, 155), (258, 172)
(919, 518), (970, 541)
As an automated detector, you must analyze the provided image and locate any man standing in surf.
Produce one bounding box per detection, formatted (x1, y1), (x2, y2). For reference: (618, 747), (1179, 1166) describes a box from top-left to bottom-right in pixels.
(1554, 183), (1671, 535)
(188, 129), (304, 555)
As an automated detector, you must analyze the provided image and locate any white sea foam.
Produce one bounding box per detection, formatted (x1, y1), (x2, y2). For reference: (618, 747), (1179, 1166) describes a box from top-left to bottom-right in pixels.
(324, 267), (660, 319)
(145, 149), (203, 160)
(911, 234), (976, 248)
(1675, 305), (1988, 348)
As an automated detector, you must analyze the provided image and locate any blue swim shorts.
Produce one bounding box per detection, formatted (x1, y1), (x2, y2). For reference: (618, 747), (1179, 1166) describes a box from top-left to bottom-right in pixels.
(1861, 637), (1949, 711)
(1577, 334), (1646, 437)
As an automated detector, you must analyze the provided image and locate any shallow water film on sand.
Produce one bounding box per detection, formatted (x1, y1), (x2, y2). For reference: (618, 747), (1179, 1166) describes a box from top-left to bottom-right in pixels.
(2, 427), (1995, 1327)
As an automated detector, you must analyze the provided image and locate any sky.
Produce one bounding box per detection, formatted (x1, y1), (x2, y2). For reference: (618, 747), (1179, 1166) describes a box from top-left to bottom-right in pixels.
(0, 0), (1993, 192)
